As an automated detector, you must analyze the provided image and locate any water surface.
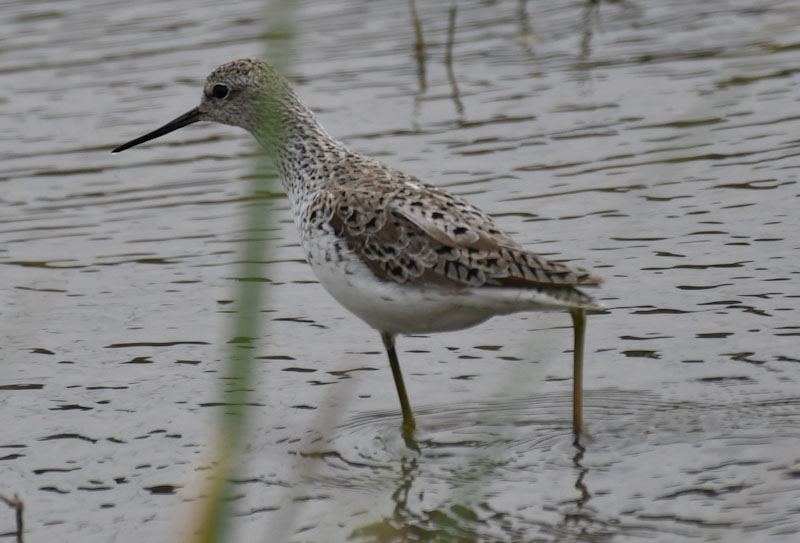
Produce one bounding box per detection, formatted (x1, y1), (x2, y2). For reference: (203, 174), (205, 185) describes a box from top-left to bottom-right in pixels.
(2, 0), (800, 541)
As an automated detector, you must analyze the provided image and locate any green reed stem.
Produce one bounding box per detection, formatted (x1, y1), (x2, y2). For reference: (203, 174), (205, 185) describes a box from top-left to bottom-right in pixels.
(186, 3), (296, 542)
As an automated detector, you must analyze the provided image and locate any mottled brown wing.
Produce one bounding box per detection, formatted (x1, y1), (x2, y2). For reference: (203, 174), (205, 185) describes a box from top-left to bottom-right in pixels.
(323, 180), (602, 298)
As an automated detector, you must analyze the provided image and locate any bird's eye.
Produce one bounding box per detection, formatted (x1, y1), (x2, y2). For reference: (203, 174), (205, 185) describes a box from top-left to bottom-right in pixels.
(212, 84), (229, 99)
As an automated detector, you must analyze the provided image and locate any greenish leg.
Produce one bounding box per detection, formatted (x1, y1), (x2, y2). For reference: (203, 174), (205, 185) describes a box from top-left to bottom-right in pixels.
(570, 309), (587, 442)
(381, 332), (417, 445)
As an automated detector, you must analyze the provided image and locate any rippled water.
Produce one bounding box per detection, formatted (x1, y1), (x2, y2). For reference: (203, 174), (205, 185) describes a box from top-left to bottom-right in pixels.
(2, 0), (800, 541)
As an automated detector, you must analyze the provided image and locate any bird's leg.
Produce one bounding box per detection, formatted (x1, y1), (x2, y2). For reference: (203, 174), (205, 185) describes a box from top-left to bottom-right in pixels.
(570, 309), (587, 443)
(381, 332), (417, 442)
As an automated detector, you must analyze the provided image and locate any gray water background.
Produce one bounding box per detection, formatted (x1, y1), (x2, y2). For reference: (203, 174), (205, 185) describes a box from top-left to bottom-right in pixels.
(2, 0), (800, 541)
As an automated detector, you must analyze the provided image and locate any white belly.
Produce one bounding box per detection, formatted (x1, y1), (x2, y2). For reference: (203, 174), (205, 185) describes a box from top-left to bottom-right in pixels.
(302, 233), (568, 336)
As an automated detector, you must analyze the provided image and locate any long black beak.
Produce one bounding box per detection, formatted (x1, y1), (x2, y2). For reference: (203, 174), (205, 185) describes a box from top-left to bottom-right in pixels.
(112, 106), (202, 154)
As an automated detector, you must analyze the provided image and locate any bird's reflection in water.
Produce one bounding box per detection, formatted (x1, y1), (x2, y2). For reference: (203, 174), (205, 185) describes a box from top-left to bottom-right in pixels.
(348, 410), (613, 541)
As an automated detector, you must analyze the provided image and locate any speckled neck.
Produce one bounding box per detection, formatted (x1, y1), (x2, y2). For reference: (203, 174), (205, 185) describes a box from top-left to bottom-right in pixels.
(248, 87), (348, 208)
